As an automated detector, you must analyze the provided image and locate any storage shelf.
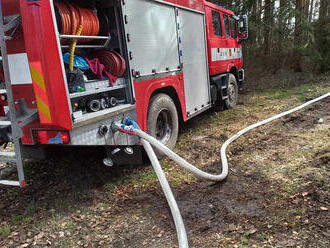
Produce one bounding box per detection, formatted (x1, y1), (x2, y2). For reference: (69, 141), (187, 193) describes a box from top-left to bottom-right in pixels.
(61, 45), (109, 49)
(60, 33), (111, 49)
(59, 34), (109, 40)
(69, 84), (126, 99)
(73, 104), (135, 127)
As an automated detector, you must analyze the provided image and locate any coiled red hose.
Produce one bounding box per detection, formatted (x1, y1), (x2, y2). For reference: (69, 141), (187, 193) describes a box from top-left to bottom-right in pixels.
(92, 50), (127, 78)
(55, 1), (100, 43)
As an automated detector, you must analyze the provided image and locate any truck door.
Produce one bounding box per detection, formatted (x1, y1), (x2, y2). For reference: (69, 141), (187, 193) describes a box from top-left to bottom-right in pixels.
(223, 13), (242, 68)
(206, 7), (227, 76)
(229, 15), (243, 68)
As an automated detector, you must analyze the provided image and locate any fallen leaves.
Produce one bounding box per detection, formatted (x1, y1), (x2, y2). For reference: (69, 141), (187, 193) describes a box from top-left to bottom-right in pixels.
(0, 81), (330, 248)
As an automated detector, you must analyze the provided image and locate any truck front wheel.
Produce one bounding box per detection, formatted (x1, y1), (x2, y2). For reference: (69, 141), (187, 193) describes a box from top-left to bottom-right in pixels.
(225, 74), (238, 109)
(147, 93), (179, 156)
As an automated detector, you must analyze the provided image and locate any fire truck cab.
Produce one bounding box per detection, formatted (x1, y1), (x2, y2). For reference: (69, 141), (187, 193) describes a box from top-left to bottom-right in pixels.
(0, 0), (247, 186)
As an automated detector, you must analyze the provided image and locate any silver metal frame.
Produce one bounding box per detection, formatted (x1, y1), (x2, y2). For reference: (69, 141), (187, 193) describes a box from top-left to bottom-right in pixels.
(60, 33), (112, 49)
(120, 1), (136, 100)
(134, 70), (182, 82)
(176, 8), (211, 118)
(49, 0), (73, 116)
(197, 12), (212, 119)
(0, 1), (25, 187)
(3, 14), (21, 34)
(121, 0), (181, 78)
(50, 0), (136, 127)
(152, 0), (204, 14)
(122, 0), (211, 119)
(136, 68), (181, 78)
(59, 34), (110, 40)
(70, 106), (139, 146)
(114, 5), (135, 102)
(69, 83), (127, 99)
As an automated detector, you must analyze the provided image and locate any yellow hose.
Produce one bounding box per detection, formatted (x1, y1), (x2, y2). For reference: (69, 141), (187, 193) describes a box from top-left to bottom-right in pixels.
(69, 25), (83, 71)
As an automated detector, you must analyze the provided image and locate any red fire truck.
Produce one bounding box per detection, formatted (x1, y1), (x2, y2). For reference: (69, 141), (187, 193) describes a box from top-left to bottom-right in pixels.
(0, 0), (248, 187)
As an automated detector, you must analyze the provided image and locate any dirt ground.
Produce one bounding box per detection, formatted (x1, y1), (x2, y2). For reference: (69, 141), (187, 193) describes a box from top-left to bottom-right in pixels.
(0, 74), (329, 248)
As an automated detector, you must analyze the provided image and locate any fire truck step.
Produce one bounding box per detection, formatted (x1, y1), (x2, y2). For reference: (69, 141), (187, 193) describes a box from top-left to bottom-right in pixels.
(0, 151), (16, 163)
(0, 180), (20, 186)
(0, 121), (11, 126)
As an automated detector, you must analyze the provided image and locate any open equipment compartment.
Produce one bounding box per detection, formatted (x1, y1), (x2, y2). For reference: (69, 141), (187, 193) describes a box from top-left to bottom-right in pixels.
(53, 0), (133, 125)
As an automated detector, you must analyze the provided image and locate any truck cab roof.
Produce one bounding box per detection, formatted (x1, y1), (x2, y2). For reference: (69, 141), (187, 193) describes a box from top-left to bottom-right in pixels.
(204, 1), (235, 16)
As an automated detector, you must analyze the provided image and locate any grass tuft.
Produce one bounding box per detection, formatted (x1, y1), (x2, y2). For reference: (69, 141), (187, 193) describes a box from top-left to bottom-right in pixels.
(0, 225), (11, 237)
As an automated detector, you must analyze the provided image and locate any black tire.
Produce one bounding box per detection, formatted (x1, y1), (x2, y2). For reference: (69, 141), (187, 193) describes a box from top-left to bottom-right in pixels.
(147, 93), (179, 157)
(225, 74), (238, 109)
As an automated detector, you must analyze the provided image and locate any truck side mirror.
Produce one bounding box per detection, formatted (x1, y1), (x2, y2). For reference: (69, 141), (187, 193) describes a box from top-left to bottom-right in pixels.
(238, 15), (248, 41)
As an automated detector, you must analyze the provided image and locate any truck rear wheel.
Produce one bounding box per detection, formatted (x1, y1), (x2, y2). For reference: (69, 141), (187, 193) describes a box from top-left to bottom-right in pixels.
(225, 74), (238, 109)
(147, 93), (179, 157)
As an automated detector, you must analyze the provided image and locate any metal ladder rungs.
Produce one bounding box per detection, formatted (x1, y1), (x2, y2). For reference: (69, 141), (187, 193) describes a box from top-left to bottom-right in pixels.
(0, 151), (15, 156)
(0, 4), (26, 187)
(0, 151), (16, 162)
(0, 120), (11, 125)
(3, 35), (11, 41)
(0, 180), (20, 186)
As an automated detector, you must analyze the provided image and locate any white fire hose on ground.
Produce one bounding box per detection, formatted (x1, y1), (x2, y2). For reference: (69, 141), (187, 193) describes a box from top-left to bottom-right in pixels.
(113, 92), (330, 248)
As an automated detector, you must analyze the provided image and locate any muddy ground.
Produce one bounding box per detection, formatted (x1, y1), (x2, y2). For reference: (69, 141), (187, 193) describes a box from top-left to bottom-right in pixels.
(0, 74), (329, 248)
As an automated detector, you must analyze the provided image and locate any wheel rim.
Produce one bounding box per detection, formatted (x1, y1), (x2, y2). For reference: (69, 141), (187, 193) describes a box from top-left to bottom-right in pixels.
(155, 109), (173, 144)
(228, 83), (236, 103)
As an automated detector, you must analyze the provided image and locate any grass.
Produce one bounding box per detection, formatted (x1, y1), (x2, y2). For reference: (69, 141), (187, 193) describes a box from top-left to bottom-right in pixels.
(1, 77), (329, 247)
(240, 235), (249, 245)
(266, 89), (294, 99)
(128, 169), (158, 188)
(12, 215), (33, 225)
(296, 94), (307, 102)
(252, 81), (329, 104)
(256, 233), (267, 241)
(0, 225), (11, 238)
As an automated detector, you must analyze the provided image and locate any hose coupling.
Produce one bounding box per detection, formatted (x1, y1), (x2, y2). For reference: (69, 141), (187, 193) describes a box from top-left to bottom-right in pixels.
(111, 121), (123, 132)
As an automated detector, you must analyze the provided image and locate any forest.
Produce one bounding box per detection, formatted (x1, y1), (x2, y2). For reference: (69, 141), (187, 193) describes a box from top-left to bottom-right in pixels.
(210, 0), (330, 73)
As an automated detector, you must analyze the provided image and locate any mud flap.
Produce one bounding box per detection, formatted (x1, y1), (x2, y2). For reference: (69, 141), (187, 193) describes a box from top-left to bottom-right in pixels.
(220, 73), (229, 100)
(210, 73), (229, 101)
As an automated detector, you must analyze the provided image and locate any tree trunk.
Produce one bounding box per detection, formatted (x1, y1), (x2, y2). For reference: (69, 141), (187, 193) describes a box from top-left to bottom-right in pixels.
(294, 0), (309, 71)
(263, 0), (273, 55)
(257, 0), (262, 47)
(308, 0), (314, 23)
(317, 0), (330, 72)
(278, 0), (288, 52)
(294, 0), (302, 48)
(250, 0), (257, 44)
